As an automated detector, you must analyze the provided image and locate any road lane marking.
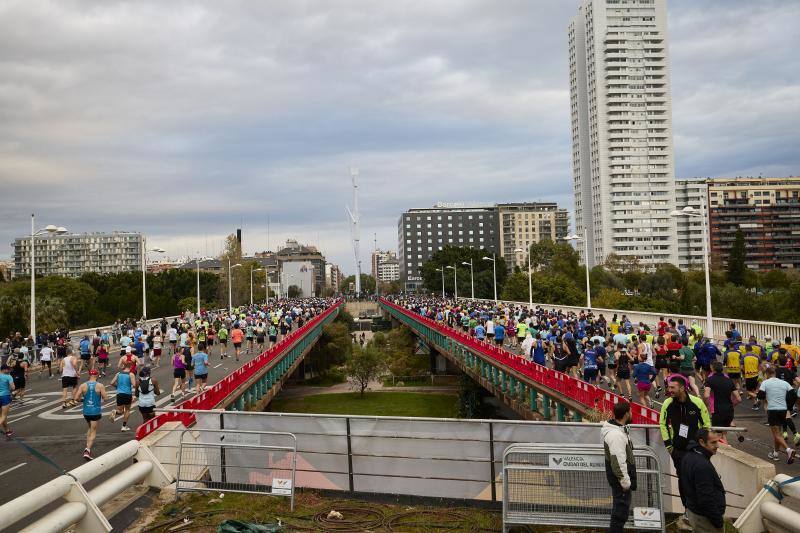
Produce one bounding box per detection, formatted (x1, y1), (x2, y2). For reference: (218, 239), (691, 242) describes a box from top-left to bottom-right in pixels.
(8, 414), (31, 423)
(213, 364), (222, 368)
(0, 463), (27, 477)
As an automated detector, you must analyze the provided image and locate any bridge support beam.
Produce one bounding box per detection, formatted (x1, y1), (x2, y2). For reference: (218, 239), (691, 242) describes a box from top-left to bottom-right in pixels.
(542, 394), (551, 420)
(556, 402), (566, 422)
(529, 388), (538, 411)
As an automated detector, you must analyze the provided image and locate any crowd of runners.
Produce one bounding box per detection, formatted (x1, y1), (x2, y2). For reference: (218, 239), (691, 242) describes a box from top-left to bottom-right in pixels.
(0, 298), (336, 461)
(390, 296), (800, 465)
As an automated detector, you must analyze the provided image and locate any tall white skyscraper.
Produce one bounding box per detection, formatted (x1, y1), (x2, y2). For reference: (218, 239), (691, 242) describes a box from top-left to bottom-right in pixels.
(569, 0), (677, 269)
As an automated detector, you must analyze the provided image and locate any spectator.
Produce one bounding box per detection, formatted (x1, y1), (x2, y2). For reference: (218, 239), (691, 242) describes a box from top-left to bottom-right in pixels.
(602, 401), (636, 533)
(681, 429), (726, 532)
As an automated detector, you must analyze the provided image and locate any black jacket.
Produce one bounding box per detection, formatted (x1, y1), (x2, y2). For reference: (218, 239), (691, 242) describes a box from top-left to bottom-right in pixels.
(681, 442), (726, 528)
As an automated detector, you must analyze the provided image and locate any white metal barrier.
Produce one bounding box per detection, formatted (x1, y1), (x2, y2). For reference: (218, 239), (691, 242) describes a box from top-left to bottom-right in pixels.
(0, 440), (172, 533)
(734, 474), (800, 533)
(477, 298), (800, 342)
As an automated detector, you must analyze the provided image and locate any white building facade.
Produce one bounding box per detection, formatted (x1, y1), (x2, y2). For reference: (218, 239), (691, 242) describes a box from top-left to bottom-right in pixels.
(13, 231), (143, 278)
(675, 179), (708, 270)
(569, 0), (677, 268)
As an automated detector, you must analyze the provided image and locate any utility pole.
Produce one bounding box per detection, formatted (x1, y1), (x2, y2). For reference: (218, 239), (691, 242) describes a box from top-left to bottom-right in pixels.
(374, 232), (379, 298)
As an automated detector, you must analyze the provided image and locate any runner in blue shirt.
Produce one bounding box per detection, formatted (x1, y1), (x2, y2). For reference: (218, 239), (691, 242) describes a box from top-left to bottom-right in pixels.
(0, 365), (16, 439)
(192, 343), (210, 395)
(74, 369), (107, 460)
(632, 355), (657, 408)
(475, 323), (486, 341)
(581, 344), (599, 383)
(493, 322), (505, 346)
(532, 335), (547, 365)
(109, 363), (135, 432)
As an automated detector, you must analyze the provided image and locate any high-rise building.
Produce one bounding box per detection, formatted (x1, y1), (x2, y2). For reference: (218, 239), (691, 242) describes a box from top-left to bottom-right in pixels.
(13, 231), (143, 278)
(398, 204), (499, 291)
(275, 239), (326, 295)
(675, 179), (708, 270)
(569, 0), (677, 268)
(497, 203), (569, 270)
(325, 263), (343, 294)
(708, 177), (800, 270)
(371, 250), (400, 283)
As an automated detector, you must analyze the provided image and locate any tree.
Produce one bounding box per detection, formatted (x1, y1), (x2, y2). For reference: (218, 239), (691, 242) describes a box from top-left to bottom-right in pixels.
(727, 229), (747, 286)
(420, 246), (507, 299)
(343, 274), (376, 294)
(499, 272), (584, 307)
(287, 285), (301, 298)
(593, 288), (628, 310)
(345, 344), (387, 397)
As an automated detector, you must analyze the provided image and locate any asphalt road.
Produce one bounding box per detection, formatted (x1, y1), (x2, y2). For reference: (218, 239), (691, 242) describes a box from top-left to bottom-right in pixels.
(0, 337), (276, 508)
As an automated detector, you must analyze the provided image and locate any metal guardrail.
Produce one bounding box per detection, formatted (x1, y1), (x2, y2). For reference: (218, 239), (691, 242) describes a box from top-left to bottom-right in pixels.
(135, 301), (342, 439)
(381, 298), (660, 424)
(734, 474), (800, 533)
(176, 428), (298, 511)
(502, 443), (664, 532)
(0, 440), (172, 533)
(487, 298), (800, 342)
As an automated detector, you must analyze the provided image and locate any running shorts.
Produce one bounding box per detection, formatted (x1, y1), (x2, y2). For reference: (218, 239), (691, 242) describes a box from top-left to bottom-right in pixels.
(494, 337), (503, 345)
(711, 410), (734, 428)
(173, 368), (186, 379)
(727, 372), (741, 382)
(139, 405), (155, 415)
(154, 348), (162, 356)
(116, 393), (132, 406)
(84, 414), (102, 423)
(745, 377), (759, 392)
(583, 368), (598, 381)
(767, 410), (786, 427)
(80, 353), (91, 361)
(62, 376), (78, 388)
(233, 342), (241, 348)
(0, 395), (11, 407)
(636, 381), (652, 392)
(220, 339), (228, 345)
(13, 378), (25, 389)
(194, 373), (208, 381)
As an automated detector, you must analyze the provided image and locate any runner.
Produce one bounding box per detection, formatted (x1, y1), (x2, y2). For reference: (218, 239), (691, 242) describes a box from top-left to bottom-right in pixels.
(268, 323), (278, 348)
(632, 353), (657, 408)
(151, 330), (163, 368)
(230, 324), (245, 361)
(78, 334), (92, 374)
(96, 343), (110, 377)
(136, 366), (160, 423)
(109, 361), (136, 432)
(245, 321), (255, 354)
(218, 324), (229, 358)
(758, 365), (797, 463)
(10, 354), (28, 403)
(60, 350), (79, 408)
(118, 346), (139, 375)
(171, 347), (187, 400)
(703, 361), (740, 443)
(192, 342), (210, 395)
(255, 322), (266, 353)
(39, 343), (54, 379)
(0, 364), (15, 439)
(493, 320), (505, 346)
(676, 338), (700, 396)
(581, 340), (600, 384)
(74, 369), (107, 460)
(742, 345), (762, 410)
(167, 324), (178, 357)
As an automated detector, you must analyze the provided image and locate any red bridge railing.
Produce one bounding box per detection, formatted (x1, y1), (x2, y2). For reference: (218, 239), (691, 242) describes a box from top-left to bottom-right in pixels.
(381, 298), (659, 425)
(136, 301), (343, 440)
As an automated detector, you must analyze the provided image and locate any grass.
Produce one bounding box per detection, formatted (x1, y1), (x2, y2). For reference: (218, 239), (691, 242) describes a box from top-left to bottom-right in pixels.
(381, 375), (459, 387)
(303, 370), (347, 387)
(270, 391), (458, 418)
(147, 490), (501, 532)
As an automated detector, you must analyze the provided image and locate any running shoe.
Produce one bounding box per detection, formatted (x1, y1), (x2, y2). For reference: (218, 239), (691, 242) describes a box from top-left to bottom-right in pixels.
(83, 448), (93, 461)
(788, 448), (796, 465)
(109, 411), (117, 423)
(768, 451), (780, 461)
(121, 425), (130, 432)
(752, 401), (760, 411)
(5, 431), (13, 440)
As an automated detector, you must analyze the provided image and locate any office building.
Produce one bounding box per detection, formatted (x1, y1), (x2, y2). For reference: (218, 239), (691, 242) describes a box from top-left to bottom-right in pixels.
(569, 0), (677, 268)
(276, 240), (326, 295)
(497, 203), (569, 269)
(13, 231), (142, 278)
(674, 179), (708, 270)
(281, 261), (315, 297)
(398, 204), (499, 291)
(371, 250), (400, 283)
(325, 263), (343, 294)
(708, 177), (800, 270)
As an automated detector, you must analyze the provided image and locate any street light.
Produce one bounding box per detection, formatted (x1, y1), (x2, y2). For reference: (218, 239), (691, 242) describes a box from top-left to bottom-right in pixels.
(462, 260), (474, 300)
(482, 255), (497, 303)
(228, 260), (242, 312)
(434, 268), (445, 298)
(563, 229), (591, 310)
(141, 239), (166, 320)
(195, 256), (202, 317)
(514, 247), (532, 308)
(251, 267), (264, 306)
(29, 214), (67, 360)
(671, 203), (713, 338)
(446, 265), (458, 301)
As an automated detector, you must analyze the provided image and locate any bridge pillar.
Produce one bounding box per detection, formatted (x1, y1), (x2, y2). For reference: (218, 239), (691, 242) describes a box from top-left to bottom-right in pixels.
(236, 397), (245, 411)
(529, 388), (538, 411)
(573, 412), (582, 422)
(542, 394), (551, 419)
(556, 403), (566, 422)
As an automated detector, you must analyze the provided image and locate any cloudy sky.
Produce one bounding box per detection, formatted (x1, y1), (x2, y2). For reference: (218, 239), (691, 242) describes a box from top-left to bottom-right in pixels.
(1, 0), (798, 273)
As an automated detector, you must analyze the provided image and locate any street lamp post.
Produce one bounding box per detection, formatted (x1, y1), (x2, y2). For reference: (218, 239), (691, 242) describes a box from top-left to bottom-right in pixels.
(228, 260), (242, 312)
(462, 260), (474, 300)
(514, 247), (532, 308)
(564, 229), (591, 310)
(446, 265), (458, 301)
(141, 239), (166, 320)
(29, 214), (67, 360)
(671, 203), (713, 338)
(435, 268), (445, 298)
(482, 255), (497, 303)
(195, 256), (201, 317)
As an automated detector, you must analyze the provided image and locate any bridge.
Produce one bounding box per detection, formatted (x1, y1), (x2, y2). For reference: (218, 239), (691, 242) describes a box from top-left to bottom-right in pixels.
(379, 297), (659, 424)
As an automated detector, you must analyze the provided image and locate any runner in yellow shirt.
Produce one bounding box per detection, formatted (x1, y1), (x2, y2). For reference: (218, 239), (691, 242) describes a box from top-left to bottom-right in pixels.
(742, 346), (762, 410)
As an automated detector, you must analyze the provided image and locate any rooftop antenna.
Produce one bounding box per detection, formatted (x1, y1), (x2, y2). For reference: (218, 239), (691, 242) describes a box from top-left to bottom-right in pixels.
(345, 167), (362, 294)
